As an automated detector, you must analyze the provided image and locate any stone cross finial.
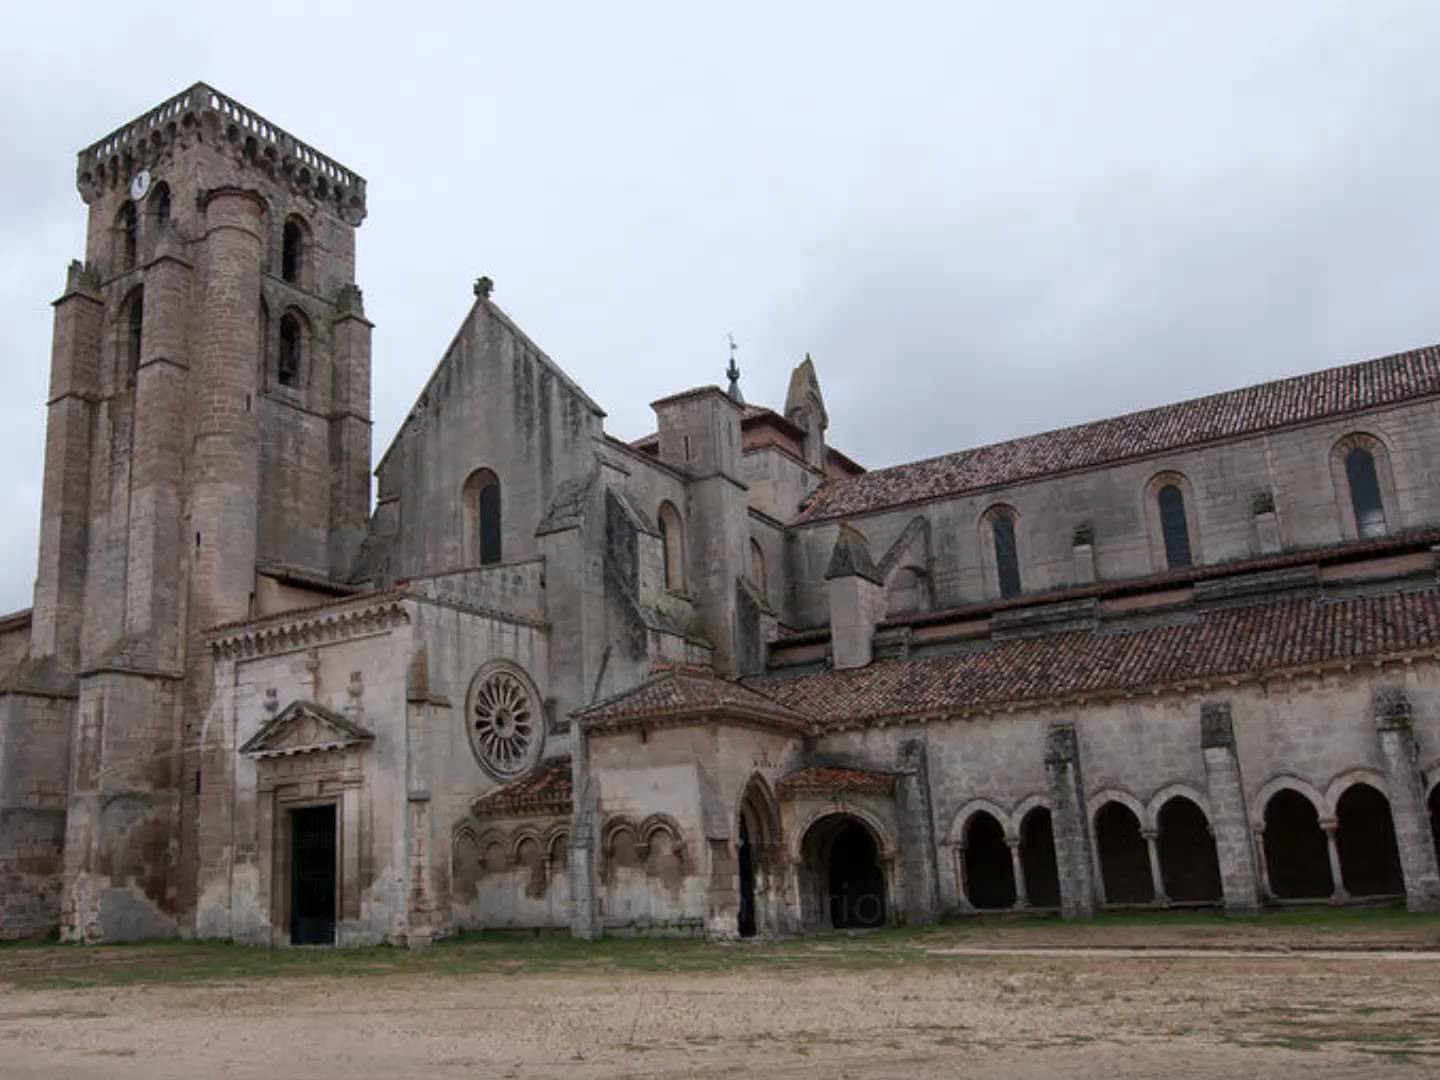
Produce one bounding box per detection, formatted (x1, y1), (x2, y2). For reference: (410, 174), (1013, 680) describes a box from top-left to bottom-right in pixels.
(474, 276), (494, 299)
(725, 332), (744, 405)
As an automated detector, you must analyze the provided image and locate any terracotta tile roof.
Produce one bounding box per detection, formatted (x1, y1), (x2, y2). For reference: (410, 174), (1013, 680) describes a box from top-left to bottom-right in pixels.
(573, 661), (812, 733)
(471, 758), (573, 818)
(777, 765), (898, 797)
(748, 587), (1440, 729)
(796, 345), (1440, 524)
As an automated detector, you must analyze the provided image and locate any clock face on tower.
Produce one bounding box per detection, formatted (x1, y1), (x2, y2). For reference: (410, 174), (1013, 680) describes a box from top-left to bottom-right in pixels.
(129, 169), (152, 201)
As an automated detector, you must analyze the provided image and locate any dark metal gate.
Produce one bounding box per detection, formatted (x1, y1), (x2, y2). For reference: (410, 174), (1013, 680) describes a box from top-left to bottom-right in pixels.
(290, 804), (337, 945)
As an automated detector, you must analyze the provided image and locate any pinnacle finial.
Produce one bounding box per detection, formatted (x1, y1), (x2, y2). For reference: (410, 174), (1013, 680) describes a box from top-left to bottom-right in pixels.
(726, 332), (744, 405)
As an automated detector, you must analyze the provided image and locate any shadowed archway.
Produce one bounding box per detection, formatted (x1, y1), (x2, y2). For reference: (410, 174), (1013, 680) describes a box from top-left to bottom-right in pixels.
(800, 814), (887, 929)
(1019, 807), (1061, 909)
(736, 776), (780, 938)
(1095, 802), (1153, 905)
(1335, 783), (1403, 897)
(962, 811), (1015, 910)
(1430, 784), (1440, 872)
(1156, 796), (1222, 904)
(1263, 789), (1332, 899)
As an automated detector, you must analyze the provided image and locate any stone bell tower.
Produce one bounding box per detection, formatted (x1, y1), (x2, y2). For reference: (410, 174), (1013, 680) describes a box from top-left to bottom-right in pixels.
(16, 84), (371, 940)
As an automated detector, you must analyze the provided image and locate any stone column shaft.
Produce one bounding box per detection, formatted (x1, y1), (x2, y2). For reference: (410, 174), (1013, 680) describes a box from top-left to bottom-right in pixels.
(1200, 701), (1262, 913)
(1322, 822), (1348, 903)
(1143, 829), (1168, 904)
(1007, 839), (1028, 908)
(1373, 688), (1440, 912)
(1044, 721), (1095, 918)
(897, 737), (939, 925)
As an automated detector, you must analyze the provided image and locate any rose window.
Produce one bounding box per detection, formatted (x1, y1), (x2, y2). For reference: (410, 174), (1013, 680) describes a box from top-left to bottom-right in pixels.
(467, 666), (542, 779)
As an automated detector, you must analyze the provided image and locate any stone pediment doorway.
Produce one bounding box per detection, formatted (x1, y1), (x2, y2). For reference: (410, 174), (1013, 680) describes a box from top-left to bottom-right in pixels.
(240, 701), (372, 946)
(239, 700), (374, 759)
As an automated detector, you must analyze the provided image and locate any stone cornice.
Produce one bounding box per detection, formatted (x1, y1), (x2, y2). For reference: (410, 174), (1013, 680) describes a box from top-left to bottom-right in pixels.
(210, 592), (410, 659)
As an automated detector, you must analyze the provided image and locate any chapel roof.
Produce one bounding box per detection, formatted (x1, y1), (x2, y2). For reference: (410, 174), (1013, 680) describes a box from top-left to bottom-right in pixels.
(573, 661), (812, 733)
(470, 757), (573, 818)
(776, 765), (898, 797)
(747, 585), (1440, 729)
(795, 344), (1440, 524)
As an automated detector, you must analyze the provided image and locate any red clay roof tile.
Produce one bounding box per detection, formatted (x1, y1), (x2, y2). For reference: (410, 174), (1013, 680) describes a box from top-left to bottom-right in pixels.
(777, 765), (898, 797)
(796, 345), (1440, 524)
(748, 587), (1440, 728)
(574, 663), (812, 732)
(471, 758), (573, 817)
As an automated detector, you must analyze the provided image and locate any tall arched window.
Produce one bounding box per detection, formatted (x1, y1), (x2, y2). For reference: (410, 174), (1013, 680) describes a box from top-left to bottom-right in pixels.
(152, 181), (171, 227)
(1157, 484), (1193, 569)
(117, 201), (138, 271)
(121, 287), (143, 389)
(749, 538), (767, 601)
(1331, 434), (1394, 540)
(977, 505), (1023, 600)
(282, 217), (306, 285)
(659, 501), (685, 591)
(462, 469), (502, 566)
(983, 508), (1022, 599)
(278, 313), (302, 388)
(1145, 472), (1201, 571)
(1345, 447), (1386, 538)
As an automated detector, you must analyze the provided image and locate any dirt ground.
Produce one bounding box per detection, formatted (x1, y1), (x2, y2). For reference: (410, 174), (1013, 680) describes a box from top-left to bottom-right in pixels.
(2, 922), (1439, 1079)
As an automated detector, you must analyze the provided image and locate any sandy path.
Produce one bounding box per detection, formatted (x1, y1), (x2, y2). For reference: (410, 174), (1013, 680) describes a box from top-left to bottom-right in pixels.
(1, 953), (1437, 1079)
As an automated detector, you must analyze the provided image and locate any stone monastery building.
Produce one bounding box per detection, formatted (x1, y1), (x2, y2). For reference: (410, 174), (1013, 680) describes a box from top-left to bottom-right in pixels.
(3, 83), (1440, 946)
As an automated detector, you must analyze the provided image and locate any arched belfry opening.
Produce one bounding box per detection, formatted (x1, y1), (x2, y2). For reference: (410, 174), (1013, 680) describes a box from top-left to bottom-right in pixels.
(800, 814), (887, 930)
(1335, 783), (1404, 897)
(278, 312), (303, 388)
(736, 776), (778, 939)
(281, 215), (309, 286)
(152, 181), (172, 227)
(1263, 790), (1332, 899)
(116, 200), (138, 272)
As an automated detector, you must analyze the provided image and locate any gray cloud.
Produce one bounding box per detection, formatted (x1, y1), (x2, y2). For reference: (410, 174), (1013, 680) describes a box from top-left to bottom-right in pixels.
(2, 0), (1437, 611)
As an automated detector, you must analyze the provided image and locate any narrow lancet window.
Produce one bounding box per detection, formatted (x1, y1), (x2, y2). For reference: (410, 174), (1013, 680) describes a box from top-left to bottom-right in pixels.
(1345, 447), (1386, 538)
(1158, 484), (1193, 569)
(123, 287), (143, 389)
(278, 314), (301, 388)
(282, 219), (304, 284)
(993, 514), (1022, 598)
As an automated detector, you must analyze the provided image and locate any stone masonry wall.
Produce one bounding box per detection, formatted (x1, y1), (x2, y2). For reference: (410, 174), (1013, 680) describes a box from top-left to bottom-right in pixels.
(787, 398), (1440, 627)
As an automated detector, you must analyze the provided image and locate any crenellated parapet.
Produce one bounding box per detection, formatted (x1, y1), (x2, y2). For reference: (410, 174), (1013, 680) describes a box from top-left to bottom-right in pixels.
(75, 82), (366, 224)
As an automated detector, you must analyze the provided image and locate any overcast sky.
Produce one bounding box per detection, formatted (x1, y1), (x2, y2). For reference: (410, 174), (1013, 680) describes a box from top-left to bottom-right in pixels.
(3, 1), (1439, 614)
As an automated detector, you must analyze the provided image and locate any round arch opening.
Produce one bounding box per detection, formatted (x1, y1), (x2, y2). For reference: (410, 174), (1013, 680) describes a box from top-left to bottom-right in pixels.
(800, 814), (887, 930)
(1263, 789), (1333, 900)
